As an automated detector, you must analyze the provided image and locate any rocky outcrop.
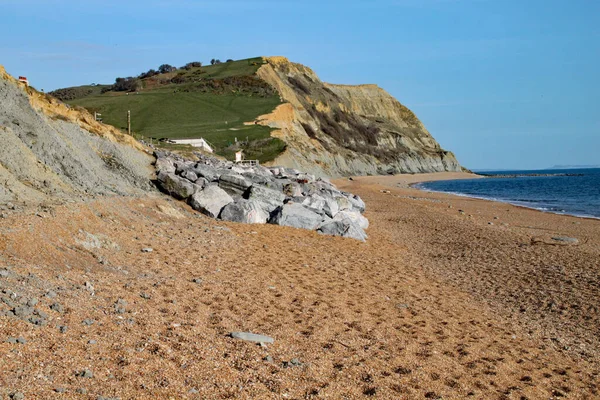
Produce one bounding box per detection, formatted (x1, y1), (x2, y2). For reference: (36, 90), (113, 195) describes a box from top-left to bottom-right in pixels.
(155, 152), (369, 241)
(255, 56), (461, 178)
(0, 66), (153, 205)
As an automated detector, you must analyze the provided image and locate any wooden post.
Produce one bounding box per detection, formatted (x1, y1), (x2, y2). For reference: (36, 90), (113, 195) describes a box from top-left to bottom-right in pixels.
(127, 110), (131, 136)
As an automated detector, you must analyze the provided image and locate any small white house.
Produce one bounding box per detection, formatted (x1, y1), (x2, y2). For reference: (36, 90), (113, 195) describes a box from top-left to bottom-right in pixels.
(168, 138), (213, 153)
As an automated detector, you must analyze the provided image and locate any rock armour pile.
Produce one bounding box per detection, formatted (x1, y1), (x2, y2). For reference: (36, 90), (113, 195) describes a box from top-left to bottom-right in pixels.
(155, 152), (368, 241)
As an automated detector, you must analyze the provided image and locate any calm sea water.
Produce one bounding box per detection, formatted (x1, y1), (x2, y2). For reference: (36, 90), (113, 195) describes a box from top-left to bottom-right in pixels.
(416, 168), (600, 219)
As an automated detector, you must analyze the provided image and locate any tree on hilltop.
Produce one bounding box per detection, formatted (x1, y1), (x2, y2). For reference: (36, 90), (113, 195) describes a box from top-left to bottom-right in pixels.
(111, 77), (141, 92)
(138, 69), (158, 79)
(181, 61), (202, 70)
(158, 64), (176, 74)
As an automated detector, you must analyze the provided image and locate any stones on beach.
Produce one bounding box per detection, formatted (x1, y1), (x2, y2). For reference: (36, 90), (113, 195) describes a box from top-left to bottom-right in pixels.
(282, 358), (303, 368)
(532, 236), (580, 246)
(78, 369), (94, 378)
(551, 236), (579, 245)
(229, 331), (275, 344)
(154, 152), (369, 240)
(84, 281), (94, 293)
(114, 299), (127, 314)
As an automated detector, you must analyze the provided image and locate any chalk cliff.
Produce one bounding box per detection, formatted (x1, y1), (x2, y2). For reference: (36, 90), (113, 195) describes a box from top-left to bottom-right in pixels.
(255, 57), (461, 177)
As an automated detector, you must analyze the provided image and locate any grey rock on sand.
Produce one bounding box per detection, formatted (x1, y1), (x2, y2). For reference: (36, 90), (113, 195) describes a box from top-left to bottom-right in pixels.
(220, 199), (269, 224)
(247, 184), (286, 213)
(270, 203), (323, 231)
(318, 219), (368, 242)
(157, 171), (200, 200)
(229, 332), (275, 344)
(188, 185), (233, 218)
(218, 174), (253, 197)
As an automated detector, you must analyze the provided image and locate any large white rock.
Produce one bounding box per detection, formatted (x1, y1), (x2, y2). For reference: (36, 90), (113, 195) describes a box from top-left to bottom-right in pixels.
(270, 203), (323, 230)
(155, 158), (176, 174)
(218, 174), (252, 196)
(220, 199), (269, 224)
(318, 218), (367, 241)
(334, 210), (369, 229)
(188, 185), (233, 218)
(247, 184), (286, 213)
(157, 171), (201, 200)
(346, 194), (366, 213)
(302, 194), (326, 212)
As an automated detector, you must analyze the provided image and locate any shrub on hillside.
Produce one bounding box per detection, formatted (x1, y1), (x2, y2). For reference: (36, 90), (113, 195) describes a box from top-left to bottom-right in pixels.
(158, 64), (177, 74)
(49, 87), (93, 101)
(180, 75), (276, 97)
(181, 62), (202, 70)
(139, 69), (159, 79)
(112, 77), (141, 92)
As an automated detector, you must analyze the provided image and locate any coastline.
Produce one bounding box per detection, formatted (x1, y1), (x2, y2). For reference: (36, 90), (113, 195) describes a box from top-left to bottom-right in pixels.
(404, 172), (600, 221)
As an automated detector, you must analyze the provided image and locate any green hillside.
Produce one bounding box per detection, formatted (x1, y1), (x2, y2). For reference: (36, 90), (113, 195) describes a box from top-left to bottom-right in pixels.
(53, 57), (286, 162)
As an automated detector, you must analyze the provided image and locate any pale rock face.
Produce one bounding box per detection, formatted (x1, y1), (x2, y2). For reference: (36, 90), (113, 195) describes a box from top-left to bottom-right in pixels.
(220, 199), (269, 224)
(255, 57), (462, 178)
(188, 185), (233, 218)
(334, 210), (369, 230)
(270, 203), (323, 231)
(248, 184), (286, 213)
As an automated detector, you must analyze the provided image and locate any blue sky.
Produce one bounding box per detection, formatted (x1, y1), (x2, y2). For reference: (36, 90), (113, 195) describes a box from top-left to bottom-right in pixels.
(1, 0), (598, 170)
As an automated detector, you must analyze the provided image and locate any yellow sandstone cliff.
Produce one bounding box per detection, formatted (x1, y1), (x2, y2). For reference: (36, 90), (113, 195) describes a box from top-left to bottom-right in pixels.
(255, 57), (461, 177)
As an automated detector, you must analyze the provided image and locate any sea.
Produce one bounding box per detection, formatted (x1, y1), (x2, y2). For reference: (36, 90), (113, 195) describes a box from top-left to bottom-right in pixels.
(415, 168), (600, 219)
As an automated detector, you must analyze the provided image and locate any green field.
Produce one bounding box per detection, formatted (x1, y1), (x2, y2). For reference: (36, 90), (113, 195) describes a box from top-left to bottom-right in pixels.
(59, 58), (285, 162)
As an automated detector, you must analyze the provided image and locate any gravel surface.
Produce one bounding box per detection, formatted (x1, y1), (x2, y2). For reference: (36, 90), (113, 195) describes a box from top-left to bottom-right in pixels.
(0, 176), (597, 398)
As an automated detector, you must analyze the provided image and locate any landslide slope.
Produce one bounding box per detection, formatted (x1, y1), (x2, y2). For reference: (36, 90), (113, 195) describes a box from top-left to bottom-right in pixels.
(256, 57), (461, 177)
(0, 66), (153, 205)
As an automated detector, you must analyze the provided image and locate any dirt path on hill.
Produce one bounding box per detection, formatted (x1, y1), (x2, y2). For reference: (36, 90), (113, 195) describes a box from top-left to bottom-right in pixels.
(0, 176), (598, 398)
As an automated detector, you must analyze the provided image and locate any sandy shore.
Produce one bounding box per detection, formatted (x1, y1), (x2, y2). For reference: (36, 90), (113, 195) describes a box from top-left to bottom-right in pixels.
(351, 171), (483, 189)
(0, 173), (598, 398)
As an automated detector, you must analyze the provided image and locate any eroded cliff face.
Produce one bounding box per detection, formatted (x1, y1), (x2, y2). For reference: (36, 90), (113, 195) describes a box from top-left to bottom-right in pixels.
(0, 66), (153, 205)
(255, 57), (461, 177)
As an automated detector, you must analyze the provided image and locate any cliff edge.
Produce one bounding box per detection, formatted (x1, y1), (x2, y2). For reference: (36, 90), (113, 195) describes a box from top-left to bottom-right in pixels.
(255, 57), (461, 177)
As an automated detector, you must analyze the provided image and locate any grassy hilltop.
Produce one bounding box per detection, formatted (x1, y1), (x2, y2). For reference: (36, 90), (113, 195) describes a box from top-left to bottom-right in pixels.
(52, 57), (285, 162)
